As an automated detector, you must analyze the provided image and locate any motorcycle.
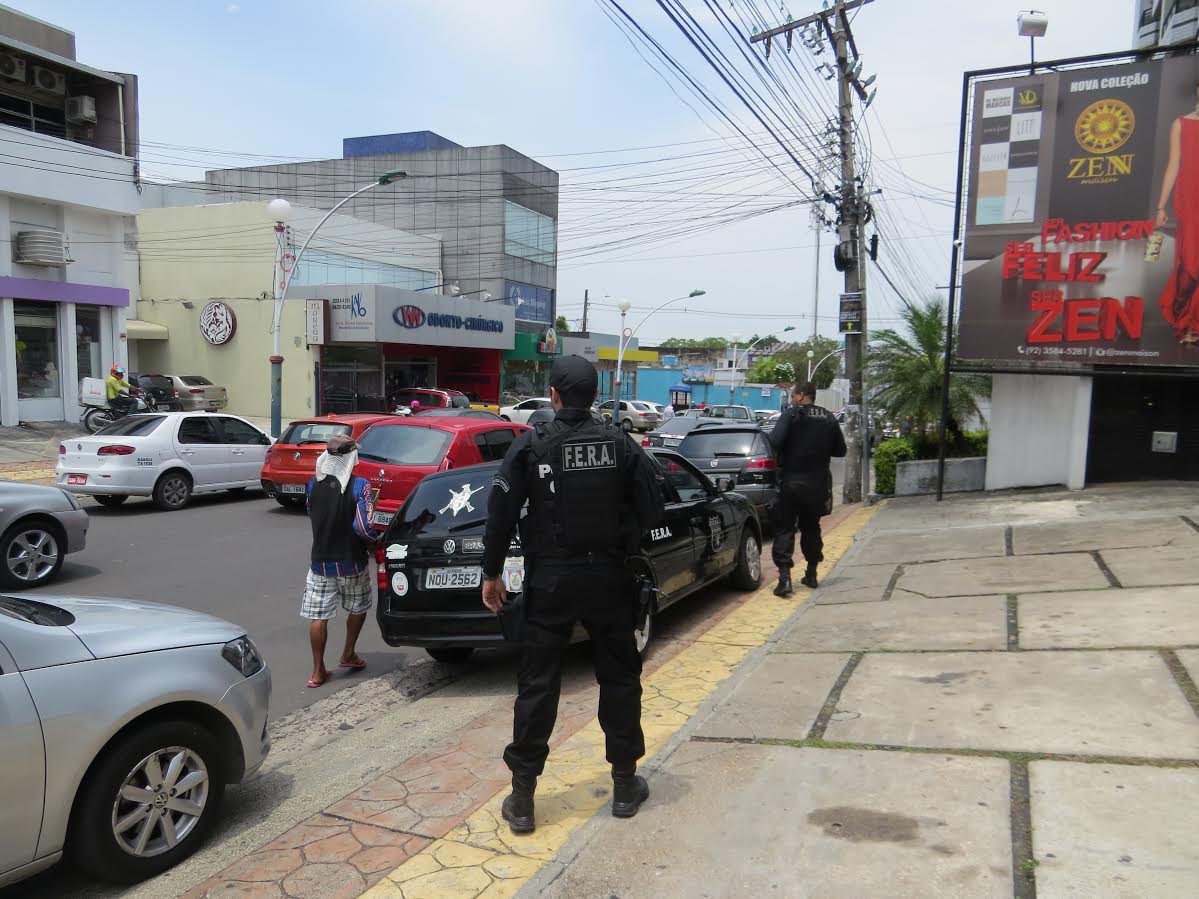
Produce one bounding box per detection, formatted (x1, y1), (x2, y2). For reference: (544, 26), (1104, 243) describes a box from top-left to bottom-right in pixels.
(81, 391), (156, 434)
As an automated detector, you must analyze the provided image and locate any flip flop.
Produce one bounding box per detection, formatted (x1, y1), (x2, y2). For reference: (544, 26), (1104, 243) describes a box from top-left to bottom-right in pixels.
(306, 674), (327, 688)
(339, 657), (367, 670)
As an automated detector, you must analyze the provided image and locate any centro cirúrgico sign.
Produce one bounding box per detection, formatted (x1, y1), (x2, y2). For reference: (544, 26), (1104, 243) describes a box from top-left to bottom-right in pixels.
(199, 301), (237, 345)
(392, 304), (504, 334)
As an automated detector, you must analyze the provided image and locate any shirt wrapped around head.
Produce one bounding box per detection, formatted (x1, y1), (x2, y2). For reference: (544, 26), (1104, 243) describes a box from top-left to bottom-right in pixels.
(316, 435), (359, 493)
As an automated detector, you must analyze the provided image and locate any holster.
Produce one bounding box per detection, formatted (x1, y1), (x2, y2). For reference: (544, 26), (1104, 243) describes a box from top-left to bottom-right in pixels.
(497, 591), (527, 644)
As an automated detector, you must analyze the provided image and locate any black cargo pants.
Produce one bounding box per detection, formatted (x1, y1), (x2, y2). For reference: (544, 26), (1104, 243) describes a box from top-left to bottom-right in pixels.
(771, 475), (826, 572)
(504, 560), (645, 778)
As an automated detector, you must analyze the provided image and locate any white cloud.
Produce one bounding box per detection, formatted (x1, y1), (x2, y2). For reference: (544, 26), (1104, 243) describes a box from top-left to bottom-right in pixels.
(226, 3), (240, 13)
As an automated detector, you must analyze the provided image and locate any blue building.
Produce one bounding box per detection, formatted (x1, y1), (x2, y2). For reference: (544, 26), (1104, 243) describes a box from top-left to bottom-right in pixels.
(634, 366), (788, 411)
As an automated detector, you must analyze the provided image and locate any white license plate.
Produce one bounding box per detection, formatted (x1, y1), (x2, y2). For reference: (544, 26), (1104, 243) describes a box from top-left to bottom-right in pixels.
(664, 437), (683, 447)
(279, 483), (305, 495)
(372, 511), (395, 526)
(67, 474), (88, 485)
(425, 566), (482, 590)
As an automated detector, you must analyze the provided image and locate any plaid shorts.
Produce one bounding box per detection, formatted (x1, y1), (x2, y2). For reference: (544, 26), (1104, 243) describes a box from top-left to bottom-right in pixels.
(300, 568), (373, 620)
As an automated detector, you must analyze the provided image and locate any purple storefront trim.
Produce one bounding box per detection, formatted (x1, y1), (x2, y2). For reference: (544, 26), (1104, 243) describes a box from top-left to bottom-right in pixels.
(0, 276), (129, 308)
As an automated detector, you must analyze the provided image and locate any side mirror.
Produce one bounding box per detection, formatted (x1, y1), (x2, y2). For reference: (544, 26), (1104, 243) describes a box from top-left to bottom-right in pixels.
(714, 476), (735, 493)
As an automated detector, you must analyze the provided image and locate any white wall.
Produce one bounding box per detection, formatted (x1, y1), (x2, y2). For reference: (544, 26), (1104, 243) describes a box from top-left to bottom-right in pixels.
(0, 124), (140, 215)
(986, 374), (1092, 491)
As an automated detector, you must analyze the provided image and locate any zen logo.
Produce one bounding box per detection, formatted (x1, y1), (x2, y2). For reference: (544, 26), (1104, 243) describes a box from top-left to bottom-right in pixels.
(562, 441), (616, 471)
(650, 526), (673, 541)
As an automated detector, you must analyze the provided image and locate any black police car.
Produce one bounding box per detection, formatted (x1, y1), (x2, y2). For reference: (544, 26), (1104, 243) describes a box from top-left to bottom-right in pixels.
(374, 449), (763, 663)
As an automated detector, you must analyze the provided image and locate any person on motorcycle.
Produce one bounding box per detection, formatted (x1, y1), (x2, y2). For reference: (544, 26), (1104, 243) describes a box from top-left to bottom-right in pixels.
(106, 366), (137, 415)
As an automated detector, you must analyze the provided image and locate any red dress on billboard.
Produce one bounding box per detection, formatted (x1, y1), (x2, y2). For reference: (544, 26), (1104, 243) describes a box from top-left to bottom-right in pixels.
(1160, 116), (1199, 341)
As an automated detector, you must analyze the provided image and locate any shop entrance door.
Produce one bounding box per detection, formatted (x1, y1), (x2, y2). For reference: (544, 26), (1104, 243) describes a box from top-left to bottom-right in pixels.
(384, 359), (436, 405)
(1086, 376), (1199, 482)
(15, 300), (66, 421)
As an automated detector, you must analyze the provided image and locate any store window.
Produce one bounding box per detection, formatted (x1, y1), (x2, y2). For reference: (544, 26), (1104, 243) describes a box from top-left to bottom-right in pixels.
(504, 202), (556, 265)
(15, 301), (61, 399)
(289, 251), (439, 291)
(76, 305), (103, 384)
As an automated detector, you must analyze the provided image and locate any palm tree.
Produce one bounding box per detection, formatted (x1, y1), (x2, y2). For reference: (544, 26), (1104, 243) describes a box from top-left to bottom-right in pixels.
(866, 295), (989, 442)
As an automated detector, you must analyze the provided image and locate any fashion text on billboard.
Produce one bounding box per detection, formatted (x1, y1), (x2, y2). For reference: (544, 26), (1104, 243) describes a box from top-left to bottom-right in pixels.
(959, 55), (1199, 367)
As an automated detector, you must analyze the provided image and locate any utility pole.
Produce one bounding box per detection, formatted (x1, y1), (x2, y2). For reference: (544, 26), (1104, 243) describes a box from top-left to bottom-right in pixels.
(751, 0), (875, 504)
(581, 289), (590, 333)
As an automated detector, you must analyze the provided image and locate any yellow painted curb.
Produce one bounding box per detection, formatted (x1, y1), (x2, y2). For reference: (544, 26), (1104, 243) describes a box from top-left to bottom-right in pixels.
(1, 468), (56, 482)
(361, 505), (879, 899)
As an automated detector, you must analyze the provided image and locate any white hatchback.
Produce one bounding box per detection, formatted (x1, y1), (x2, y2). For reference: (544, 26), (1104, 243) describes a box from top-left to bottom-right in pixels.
(56, 413), (273, 511)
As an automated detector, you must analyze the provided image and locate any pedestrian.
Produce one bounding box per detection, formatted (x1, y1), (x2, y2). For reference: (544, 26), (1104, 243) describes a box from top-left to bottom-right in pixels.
(662, 403), (675, 421)
(481, 354), (663, 835)
(301, 434), (375, 688)
(769, 382), (847, 596)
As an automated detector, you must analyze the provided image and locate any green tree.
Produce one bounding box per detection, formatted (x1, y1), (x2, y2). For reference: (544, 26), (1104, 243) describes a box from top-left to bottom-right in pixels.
(754, 335), (840, 390)
(657, 336), (729, 351)
(554, 314), (570, 333)
(747, 357), (796, 384)
(866, 295), (990, 442)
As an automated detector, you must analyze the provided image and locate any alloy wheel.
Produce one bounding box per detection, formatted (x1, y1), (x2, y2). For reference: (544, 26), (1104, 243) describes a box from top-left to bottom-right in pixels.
(111, 746), (209, 858)
(745, 533), (761, 582)
(6, 529), (59, 582)
(161, 477), (189, 507)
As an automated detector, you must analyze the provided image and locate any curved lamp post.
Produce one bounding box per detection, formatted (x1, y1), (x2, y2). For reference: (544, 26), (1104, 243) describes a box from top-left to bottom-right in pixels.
(267, 168), (407, 436)
(614, 290), (705, 402)
(730, 325), (796, 402)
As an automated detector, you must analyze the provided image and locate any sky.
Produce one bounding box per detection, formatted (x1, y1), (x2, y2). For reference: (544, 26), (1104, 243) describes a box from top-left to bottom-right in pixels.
(30, 0), (1141, 345)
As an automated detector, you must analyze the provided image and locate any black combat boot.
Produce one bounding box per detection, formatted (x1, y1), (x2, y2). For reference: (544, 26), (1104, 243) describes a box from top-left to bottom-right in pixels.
(773, 568), (794, 597)
(611, 766), (650, 818)
(800, 564), (819, 589)
(501, 774), (537, 834)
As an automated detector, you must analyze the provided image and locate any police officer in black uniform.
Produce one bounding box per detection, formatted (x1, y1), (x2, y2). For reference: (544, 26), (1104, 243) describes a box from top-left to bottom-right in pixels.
(481, 355), (663, 835)
(769, 382), (847, 596)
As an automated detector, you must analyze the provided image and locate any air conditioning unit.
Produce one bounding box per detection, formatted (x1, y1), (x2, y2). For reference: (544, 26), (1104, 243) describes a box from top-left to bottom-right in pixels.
(66, 95), (96, 124)
(13, 230), (73, 266)
(0, 52), (25, 83)
(31, 66), (66, 94)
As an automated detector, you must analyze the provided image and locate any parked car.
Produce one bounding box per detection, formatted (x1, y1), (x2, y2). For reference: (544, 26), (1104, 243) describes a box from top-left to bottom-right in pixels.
(260, 413), (397, 508)
(753, 409), (776, 423)
(374, 449), (761, 662)
(499, 397), (553, 424)
(464, 392), (501, 415)
(57, 413), (273, 511)
(596, 400), (662, 432)
(0, 594), (270, 886)
(642, 416), (732, 449)
(415, 408), (502, 420)
(354, 418), (529, 530)
(676, 424), (778, 520)
(169, 375), (228, 412)
(390, 388), (471, 414)
(129, 373), (182, 412)
(0, 481), (88, 589)
(701, 404), (753, 422)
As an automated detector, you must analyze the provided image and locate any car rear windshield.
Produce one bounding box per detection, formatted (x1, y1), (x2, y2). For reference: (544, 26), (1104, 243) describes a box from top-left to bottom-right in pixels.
(180, 376), (214, 386)
(279, 421), (353, 446)
(357, 425), (453, 466)
(679, 429), (758, 457)
(136, 375), (172, 391)
(386, 472), (495, 539)
(658, 417), (701, 436)
(94, 415), (166, 437)
(706, 406), (749, 419)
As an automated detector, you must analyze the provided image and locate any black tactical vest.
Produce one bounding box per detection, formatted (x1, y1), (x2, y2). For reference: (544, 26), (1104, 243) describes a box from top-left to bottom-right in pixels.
(523, 416), (626, 559)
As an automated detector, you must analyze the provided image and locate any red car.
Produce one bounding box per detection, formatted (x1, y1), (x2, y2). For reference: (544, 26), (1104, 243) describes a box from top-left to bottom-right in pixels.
(391, 388), (472, 413)
(260, 413), (397, 507)
(354, 418), (528, 529)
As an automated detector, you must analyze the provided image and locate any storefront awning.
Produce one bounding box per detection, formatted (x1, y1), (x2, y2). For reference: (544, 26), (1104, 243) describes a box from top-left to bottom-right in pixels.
(125, 319), (169, 340)
(598, 347), (659, 363)
(669, 383), (692, 393)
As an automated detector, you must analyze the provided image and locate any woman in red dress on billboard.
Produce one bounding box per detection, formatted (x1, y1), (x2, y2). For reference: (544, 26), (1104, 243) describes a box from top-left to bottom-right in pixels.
(1155, 93), (1199, 345)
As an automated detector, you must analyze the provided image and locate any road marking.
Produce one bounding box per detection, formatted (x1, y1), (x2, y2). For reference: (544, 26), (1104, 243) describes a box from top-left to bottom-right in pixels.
(359, 505), (879, 899)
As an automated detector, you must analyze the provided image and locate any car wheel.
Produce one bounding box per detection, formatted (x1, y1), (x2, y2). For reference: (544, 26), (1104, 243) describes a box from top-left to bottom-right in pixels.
(274, 495), (305, 509)
(68, 719), (226, 883)
(634, 604), (653, 656)
(620, 418), (633, 432)
(426, 648), (474, 664)
(94, 495), (129, 508)
(152, 472), (192, 511)
(729, 526), (762, 590)
(0, 519), (65, 588)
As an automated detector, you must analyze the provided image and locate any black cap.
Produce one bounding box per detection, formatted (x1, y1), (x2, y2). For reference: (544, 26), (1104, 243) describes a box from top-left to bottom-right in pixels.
(549, 354), (598, 399)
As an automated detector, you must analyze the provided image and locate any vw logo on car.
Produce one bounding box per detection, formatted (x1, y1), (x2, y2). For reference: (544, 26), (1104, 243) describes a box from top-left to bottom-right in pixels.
(443, 538), (456, 554)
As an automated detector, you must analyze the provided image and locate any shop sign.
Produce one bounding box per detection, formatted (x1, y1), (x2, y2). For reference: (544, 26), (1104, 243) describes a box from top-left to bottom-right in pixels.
(305, 299), (326, 346)
(329, 291), (374, 341)
(505, 280), (553, 325)
(375, 289), (515, 350)
(199, 301), (237, 345)
(538, 327), (560, 354)
(960, 56), (1199, 367)
(561, 335), (598, 361)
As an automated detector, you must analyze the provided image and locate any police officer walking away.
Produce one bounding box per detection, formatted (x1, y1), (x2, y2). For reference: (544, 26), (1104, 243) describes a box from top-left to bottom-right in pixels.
(769, 382), (847, 596)
(481, 355), (663, 835)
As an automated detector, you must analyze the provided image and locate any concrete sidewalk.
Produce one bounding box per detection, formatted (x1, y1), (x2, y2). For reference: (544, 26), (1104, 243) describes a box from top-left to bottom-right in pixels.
(528, 483), (1199, 899)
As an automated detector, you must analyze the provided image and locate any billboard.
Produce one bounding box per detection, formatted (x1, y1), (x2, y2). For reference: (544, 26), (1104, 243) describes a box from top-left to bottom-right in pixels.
(959, 54), (1199, 367)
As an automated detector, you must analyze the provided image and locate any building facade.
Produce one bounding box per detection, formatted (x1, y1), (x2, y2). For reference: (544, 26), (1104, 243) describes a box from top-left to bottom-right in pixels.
(0, 7), (139, 425)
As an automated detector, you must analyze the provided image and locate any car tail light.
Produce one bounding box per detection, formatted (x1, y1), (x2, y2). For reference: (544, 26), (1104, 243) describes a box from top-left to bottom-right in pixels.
(58, 443), (65, 455)
(376, 545), (388, 591)
(641, 436), (651, 447)
(745, 456), (776, 471)
(189, 388), (204, 395)
(98, 444), (136, 456)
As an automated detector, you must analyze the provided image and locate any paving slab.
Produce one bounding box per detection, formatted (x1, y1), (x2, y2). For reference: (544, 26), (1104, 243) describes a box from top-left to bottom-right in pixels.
(815, 562), (897, 595)
(776, 595), (1008, 652)
(537, 744), (1013, 899)
(692, 653), (850, 740)
(1101, 543), (1199, 588)
(1177, 649), (1199, 691)
(851, 526), (1006, 564)
(898, 553), (1108, 597)
(824, 650), (1199, 758)
(1020, 586), (1199, 649)
(1030, 760), (1199, 899)
(1012, 516), (1199, 555)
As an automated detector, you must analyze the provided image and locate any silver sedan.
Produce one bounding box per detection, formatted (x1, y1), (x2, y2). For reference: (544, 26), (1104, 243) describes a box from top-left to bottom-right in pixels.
(0, 594), (271, 886)
(0, 481), (89, 589)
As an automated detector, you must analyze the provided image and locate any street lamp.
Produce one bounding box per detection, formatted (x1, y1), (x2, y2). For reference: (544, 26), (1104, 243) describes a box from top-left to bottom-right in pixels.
(808, 347), (844, 382)
(267, 168), (407, 436)
(1018, 10), (1048, 72)
(730, 325), (795, 402)
(615, 291), (703, 404)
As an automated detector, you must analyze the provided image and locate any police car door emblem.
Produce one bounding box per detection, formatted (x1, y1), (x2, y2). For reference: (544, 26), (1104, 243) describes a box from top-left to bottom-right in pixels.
(443, 538), (456, 554)
(710, 459), (719, 468)
(440, 484), (484, 516)
(709, 514), (724, 551)
(386, 544), (408, 560)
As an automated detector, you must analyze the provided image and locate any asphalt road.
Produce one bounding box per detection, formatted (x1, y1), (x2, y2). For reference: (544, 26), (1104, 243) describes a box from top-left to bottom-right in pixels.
(27, 488), (422, 718)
